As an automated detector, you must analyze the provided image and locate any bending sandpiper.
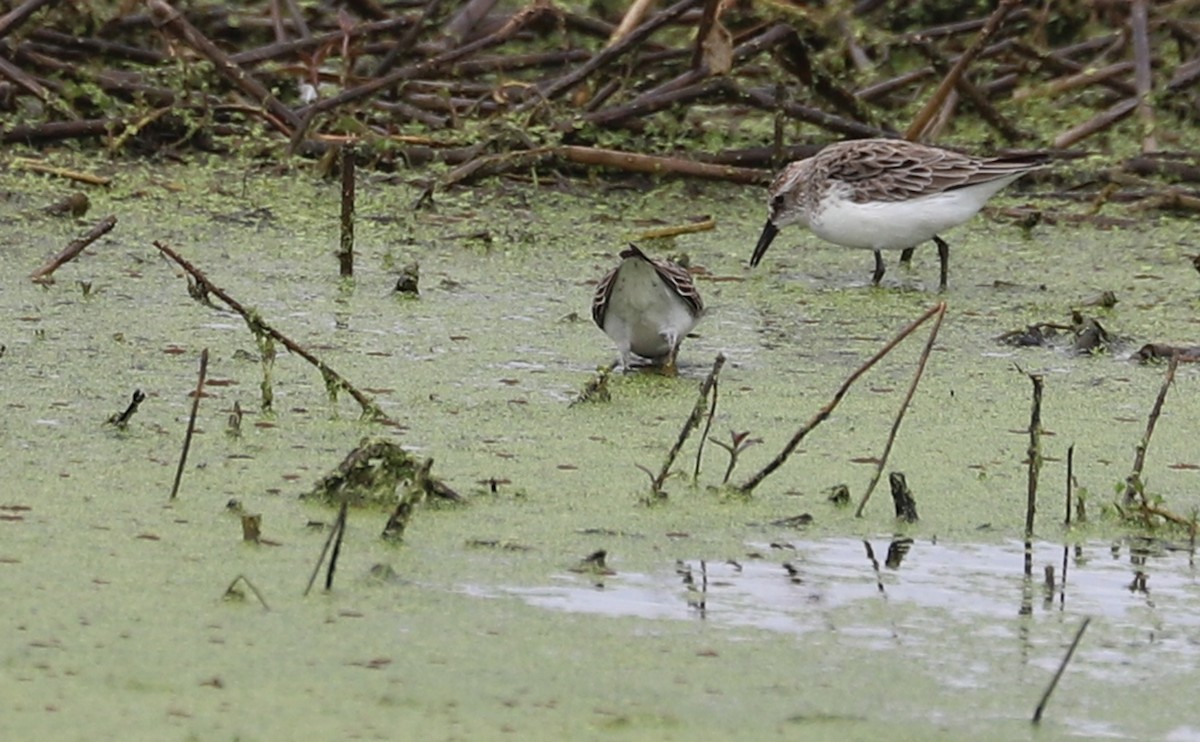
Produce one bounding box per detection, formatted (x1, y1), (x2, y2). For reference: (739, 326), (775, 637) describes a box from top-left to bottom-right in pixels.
(592, 244), (704, 372)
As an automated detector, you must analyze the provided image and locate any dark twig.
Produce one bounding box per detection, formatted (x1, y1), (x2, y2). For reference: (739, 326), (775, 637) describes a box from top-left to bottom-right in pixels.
(693, 370), (719, 480)
(339, 144), (355, 278)
(170, 348), (209, 501)
(651, 353), (725, 498)
(855, 302), (946, 516)
(153, 241), (395, 424)
(0, 0), (57, 40)
(1032, 617), (1091, 724)
(1024, 371), (1044, 537)
(1123, 352), (1179, 505)
(305, 500), (347, 596)
(1065, 444), (1074, 526)
(325, 500), (348, 591)
(740, 303), (945, 496)
(30, 215), (117, 283)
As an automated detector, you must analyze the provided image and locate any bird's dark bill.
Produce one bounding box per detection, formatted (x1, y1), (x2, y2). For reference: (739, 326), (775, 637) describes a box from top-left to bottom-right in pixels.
(750, 221), (778, 267)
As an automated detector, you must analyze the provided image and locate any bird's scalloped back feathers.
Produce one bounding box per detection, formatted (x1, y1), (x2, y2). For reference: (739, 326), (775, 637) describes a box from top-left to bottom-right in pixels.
(812, 139), (1044, 204)
(591, 265), (618, 328)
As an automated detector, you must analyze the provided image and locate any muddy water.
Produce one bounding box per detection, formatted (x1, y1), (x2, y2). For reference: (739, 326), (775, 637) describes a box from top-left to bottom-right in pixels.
(1, 160), (1198, 739)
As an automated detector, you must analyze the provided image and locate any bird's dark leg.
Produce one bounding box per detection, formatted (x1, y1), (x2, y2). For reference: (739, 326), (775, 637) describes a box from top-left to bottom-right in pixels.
(872, 250), (885, 286)
(933, 235), (950, 291)
(899, 247), (916, 266)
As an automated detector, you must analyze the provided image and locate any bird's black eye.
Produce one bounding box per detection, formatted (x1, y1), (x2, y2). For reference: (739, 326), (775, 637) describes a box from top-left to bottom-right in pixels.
(771, 194), (785, 211)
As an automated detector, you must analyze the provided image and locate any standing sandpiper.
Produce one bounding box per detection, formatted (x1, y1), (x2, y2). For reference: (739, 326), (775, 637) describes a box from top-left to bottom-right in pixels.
(750, 138), (1046, 290)
(592, 244), (704, 372)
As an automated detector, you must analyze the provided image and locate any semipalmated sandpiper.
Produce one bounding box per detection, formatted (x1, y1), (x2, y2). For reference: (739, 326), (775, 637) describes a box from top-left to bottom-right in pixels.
(750, 138), (1045, 290)
(592, 244), (704, 371)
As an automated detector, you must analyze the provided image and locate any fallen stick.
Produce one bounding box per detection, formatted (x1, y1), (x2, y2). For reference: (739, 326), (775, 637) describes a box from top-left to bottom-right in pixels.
(1123, 352), (1179, 505)
(906, 0), (1020, 141)
(153, 240), (396, 425)
(304, 2), (551, 119)
(170, 348), (208, 500)
(1129, 0), (1156, 153)
(739, 302), (945, 496)
(912, 39), (1025, 143)
(854, 302), (947, 517)
(556, 145), (767, 184)
(523, 0), (700, 108)
(635, 217), (716, 240)
(737, 84), (897, 139)
(147, 0), (302, 135)
(12, 158), (110, 186)
(0, 0), (57, 40)
(1, 118), (130, 145)
(1053, 97), (1138, 149)
(30, 215), (117, 283)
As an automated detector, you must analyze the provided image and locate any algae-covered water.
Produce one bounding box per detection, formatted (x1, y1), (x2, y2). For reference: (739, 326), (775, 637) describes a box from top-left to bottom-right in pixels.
(2, 158), (1199, 740)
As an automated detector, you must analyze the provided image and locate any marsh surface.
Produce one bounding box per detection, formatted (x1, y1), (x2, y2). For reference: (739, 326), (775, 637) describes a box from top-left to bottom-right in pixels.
(2, 160), (1198, 740)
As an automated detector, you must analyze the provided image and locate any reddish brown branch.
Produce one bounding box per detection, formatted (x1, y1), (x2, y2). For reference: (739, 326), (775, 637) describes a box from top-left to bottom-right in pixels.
(153, 240), (397, 425)
(30, 215), (117, 283)
(739, 303), (946, 496)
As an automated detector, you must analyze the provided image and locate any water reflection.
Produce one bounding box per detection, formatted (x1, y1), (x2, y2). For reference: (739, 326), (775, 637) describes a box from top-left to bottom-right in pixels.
(502, 538), (1200, 641)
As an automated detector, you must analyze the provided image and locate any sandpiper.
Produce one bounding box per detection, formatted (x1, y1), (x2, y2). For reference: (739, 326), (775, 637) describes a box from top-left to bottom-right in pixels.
(750, 138), (1046, 290)
(592, 244), (704, 372)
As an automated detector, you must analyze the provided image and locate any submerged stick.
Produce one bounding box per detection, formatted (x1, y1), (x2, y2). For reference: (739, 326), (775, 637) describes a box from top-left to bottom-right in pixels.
(30, 215), (117, 283)
(170, 348), (209, 500)
(1032, 617), (1091, 724)
(739, 303), (945, 496)
(651, 353), (725, 497)
(1123, 352), (1179, 504)
(153, 240), (395, 424)
(855, 302), (946, 516)
(1024, 371), (1044, 536)
(223, 574), (270, 610)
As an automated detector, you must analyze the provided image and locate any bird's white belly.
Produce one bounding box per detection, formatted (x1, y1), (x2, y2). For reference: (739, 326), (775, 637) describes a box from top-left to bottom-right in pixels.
(810, 188), (994, 251)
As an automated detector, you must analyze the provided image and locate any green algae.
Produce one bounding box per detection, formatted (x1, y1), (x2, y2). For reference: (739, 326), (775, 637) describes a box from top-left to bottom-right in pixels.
(2, 156), (1200, 739)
